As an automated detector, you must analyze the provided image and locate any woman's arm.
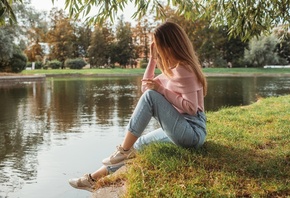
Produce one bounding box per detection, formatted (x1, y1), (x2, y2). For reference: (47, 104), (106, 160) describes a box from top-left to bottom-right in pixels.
(158, 87), (199, 115)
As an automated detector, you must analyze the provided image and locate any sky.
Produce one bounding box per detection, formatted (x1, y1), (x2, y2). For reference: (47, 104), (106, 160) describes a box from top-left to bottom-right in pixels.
(30, 0), (137, 23)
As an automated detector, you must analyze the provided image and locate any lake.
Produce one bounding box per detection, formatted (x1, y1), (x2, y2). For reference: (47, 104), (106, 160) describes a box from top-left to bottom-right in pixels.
(0, 76), (290, 198)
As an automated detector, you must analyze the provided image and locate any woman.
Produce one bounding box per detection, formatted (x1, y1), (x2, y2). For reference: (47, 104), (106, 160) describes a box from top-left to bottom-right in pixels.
(69, 21), (207, 192)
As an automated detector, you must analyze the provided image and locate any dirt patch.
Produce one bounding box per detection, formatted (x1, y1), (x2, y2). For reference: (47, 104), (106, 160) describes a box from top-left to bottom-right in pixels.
(91, 166), (127, 198)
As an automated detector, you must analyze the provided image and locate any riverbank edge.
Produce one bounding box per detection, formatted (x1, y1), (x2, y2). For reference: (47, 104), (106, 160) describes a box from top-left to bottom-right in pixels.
(1, 72), (290, 82)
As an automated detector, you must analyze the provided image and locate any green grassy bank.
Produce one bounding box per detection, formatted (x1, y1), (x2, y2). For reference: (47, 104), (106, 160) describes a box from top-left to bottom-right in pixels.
(122, 95), (290, 197)
(20, 67), (290, 76)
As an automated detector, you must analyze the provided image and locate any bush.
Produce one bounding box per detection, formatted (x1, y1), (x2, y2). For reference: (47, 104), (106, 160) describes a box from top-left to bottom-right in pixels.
(0, 45), (27, 73)
(213, 57), (227, 68)
(26, 61), (44, 69)
(65, 58), (87, 69)
(47, 60), (62, 69)
(9, 52), (27, 73)
(139, 59), (148, 69)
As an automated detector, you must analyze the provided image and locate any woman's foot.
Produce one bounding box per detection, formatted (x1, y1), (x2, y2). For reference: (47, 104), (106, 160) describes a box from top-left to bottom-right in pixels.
(102, 145), (136, 166)
(68, 174), (96, 192)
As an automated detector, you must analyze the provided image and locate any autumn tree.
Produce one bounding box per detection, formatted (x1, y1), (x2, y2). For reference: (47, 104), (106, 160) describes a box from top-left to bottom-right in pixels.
(24, 40), (43, 62)
(46, 8), (78, 68)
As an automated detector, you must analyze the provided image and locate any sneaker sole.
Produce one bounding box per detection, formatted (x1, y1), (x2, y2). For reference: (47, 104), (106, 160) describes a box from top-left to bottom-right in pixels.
(68, 180), (94, 192)
(102, 160), (127, 166)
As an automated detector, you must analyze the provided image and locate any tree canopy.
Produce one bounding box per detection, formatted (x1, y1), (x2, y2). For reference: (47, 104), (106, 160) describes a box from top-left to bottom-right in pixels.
(61, 0), (290, 40)
(1, 0), (290, 40)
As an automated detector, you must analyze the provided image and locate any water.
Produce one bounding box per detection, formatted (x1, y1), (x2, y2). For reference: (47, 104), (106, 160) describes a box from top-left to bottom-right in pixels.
(0, 76), (290, 198)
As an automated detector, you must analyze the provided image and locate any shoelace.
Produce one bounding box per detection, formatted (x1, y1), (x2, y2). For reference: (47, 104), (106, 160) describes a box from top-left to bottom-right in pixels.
(110, 145), (123, 158)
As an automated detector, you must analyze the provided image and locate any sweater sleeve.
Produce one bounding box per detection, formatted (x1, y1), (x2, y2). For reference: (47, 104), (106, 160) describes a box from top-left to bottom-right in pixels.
(156, 79), (201, 115)
(141, 58), (157, 93)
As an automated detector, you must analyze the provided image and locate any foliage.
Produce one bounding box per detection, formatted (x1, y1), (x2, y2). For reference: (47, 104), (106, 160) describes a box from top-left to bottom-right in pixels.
(0, 26), (14, 61)
(273, 29), (290, 64)
(88, 24), (112, 68)
(46, 8), (78, 66)
(75, 24), (92, 57)
(0, 0), (21, 25)
(64, 58), (87, 69)
(47, 59), (61, 69)
(132, 19), (154, 63)
(2, 0), (290, 41)
(244, 35), (287, 67)
(9, 49), (27, 72)
(24, 42), (44, 62)
(113, 17), (135, 67)
(160, 6), (247, 68)
(88, 17), (136, 68)
(62, 0), (290, 41)
(125, 95), (290, 197)
(0, 45), (27, 73)
(139, 59), (148, 69)
(26, 61), (43, 69)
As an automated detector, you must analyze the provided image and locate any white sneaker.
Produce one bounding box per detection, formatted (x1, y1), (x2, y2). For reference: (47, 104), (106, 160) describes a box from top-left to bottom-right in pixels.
(68, 174), (96, 192)
(102, 145), (136, 166)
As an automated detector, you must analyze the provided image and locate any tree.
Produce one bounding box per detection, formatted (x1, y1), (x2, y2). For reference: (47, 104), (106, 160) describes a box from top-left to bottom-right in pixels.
(113, 17), (135, 67)
(244, 35), (287, 67)
(0, 41), (27, 73)
(88, 25), (109, 67)
(0, 26), (14, 62)
(46, 8), (78, 67)
(62, 0), (290, 41)
(24, 40), (44, 62)
(132, 19), (154, 63)
(3, 0), (290, 40)
(274, 28), (290, 64)
(75, 23), (92, 57)
(157, 6), (247, 67)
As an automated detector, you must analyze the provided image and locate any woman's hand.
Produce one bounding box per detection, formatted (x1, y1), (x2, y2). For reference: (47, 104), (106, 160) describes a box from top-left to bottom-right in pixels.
(142, 79), (160, 90)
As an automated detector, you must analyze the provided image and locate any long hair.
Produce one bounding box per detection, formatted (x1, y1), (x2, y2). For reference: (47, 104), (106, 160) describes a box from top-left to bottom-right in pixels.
(153, 21), (207, 96)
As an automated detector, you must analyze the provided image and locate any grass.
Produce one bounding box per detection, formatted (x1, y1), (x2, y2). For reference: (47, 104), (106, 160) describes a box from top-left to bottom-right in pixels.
(19, 67), (290, 76)
(122, 95), (290, 197)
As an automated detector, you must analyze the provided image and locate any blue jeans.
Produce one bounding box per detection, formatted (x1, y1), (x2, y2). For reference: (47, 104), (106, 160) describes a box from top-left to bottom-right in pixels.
(126, 90), (207, 150)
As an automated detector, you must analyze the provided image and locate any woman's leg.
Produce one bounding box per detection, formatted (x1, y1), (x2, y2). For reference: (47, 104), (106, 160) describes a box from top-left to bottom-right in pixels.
(103, 90), (205, 165)
(126, 89), (201, 148)
(133, 128), (172, 150)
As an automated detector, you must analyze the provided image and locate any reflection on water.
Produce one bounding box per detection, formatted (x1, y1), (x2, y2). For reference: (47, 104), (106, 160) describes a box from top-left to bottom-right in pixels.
(0, 76), (289, 198)
(206, 76), (290, 111)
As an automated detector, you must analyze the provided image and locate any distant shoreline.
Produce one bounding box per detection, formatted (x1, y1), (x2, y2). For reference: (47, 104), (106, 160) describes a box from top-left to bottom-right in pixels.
(1, 72), (290, 82)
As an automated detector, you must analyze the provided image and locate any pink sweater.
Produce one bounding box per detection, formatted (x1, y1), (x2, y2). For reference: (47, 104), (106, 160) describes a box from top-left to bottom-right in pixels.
(141, 58), (205, 115)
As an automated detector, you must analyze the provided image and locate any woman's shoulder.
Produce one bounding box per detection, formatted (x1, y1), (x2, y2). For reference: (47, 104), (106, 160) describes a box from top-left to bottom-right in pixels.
(172, 65), (196, 78)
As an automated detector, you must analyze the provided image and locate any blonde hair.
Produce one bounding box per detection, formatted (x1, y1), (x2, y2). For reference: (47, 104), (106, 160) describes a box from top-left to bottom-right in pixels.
(153, 21), (207, 96)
